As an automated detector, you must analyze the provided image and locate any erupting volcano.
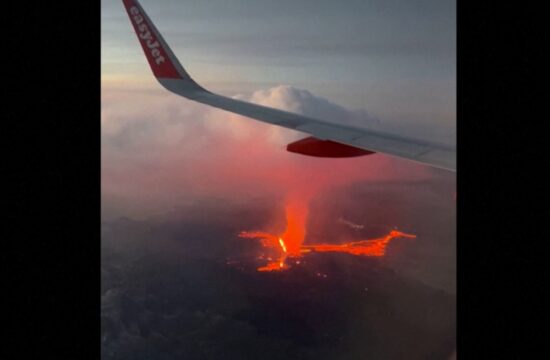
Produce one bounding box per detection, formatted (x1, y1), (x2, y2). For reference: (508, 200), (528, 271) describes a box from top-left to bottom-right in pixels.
(239, 197), (416, 272)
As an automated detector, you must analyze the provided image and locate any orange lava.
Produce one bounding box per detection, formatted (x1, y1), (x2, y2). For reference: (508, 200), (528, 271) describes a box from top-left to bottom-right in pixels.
(239, 231), (289, 272)
(239, 199), (416, 272)
(301, 230), (416, 257)
(257, 261), (287, 272)
(239, 231), (280, 249)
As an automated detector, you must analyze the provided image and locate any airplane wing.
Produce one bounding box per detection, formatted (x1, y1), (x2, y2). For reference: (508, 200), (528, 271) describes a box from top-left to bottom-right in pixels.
(122, 0), (456, 172)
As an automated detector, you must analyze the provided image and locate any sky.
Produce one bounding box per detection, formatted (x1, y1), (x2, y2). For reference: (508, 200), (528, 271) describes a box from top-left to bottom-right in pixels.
(102, 0), (455, 141)
(102, 0), (456, 216)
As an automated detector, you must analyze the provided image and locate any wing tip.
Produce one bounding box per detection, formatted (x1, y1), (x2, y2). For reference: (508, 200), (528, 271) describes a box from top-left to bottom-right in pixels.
(123, 0), (210, 98)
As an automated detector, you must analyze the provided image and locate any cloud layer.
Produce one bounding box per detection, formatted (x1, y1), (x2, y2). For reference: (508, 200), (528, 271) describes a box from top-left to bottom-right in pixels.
(101, 85), (431, 219)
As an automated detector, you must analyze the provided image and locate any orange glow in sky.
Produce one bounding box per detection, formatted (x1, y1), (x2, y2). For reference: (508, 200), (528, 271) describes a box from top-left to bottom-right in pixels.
(280, 198), (308, 256)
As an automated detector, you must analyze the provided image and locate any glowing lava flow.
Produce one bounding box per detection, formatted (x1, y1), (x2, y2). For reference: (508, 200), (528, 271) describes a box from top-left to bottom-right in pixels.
(238, 232), (290, 271)
(301, 230), (416, 257)
(239, 201), (416, 272)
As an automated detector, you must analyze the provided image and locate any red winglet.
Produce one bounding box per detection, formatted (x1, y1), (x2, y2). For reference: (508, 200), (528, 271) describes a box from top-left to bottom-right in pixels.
(122, 0), (182, 79)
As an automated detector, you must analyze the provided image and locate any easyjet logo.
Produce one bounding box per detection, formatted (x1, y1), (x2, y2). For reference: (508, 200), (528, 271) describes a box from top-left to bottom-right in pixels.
(129, 6), (165, 65)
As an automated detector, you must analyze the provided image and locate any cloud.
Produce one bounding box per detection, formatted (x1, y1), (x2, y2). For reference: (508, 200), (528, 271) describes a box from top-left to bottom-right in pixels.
(239, 85), (380, 127)
(101, 84), (431, 219)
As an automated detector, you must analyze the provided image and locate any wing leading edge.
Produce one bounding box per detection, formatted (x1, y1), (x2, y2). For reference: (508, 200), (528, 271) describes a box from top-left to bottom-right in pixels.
(122, 0), (456, 172)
